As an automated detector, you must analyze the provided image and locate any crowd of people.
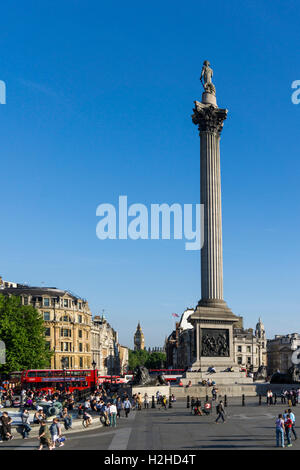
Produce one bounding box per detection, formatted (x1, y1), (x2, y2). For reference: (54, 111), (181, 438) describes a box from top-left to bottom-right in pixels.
(266, 388), (300, 406)
(0, 381), (176, 449)
(275, 409), (297, 448)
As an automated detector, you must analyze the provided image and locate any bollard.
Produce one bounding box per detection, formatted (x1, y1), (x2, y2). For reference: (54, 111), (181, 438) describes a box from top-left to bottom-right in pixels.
(224, 395), (227, 407)
(206, 394), (208, 403)
(259, 394), (262, 405)
(274, 393), (277, 405)
(242, 394), (245, 406)
(169, 395), (172, 408)
(151, 395), (156, 409)
(187, 395), (190, 408)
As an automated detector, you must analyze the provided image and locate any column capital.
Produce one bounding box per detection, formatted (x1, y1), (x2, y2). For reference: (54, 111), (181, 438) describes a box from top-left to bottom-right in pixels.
(192, 101), (228, 135)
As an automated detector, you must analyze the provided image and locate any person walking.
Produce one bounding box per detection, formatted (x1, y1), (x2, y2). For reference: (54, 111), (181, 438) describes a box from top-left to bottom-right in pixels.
(60, 407), (73, 430)
(21, 408), (32, 439)
(285, 413), (293, 447)
(143, 393), (149, 409)
(0, 412), (13, 440)
(109, 402), (117, 427)
(116, 397), (123, 418)
(38, 420), (52, 450)
(50, 418), (64, 449)
(288, 408), (297, 440)
(215, 400), (226, 423)
(275, 414), (285, 448)
(123, 398), (131, 418)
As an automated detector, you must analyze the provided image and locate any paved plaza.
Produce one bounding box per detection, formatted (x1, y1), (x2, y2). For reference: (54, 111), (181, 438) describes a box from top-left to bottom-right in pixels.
(2, 397), (299, 450)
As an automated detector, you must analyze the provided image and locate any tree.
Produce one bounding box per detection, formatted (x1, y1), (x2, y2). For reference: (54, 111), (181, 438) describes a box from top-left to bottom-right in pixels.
(128, 349), (150, 370)
(128, 349), (166, 371)
(145, 352), (166, 369)
(0, 294), (53, 374)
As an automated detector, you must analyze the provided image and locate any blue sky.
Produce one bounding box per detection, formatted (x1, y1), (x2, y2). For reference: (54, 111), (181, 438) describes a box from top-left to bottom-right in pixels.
(0, 0), (299, 348)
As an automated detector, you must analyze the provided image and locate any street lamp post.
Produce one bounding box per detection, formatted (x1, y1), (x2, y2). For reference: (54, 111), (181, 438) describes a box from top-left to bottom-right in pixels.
(62, 357), (67, 392)
(92, 359), (96, 392)
(110, 346), (113, 386)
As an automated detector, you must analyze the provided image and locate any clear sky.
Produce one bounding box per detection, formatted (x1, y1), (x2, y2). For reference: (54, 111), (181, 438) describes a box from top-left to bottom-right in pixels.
(0, 0), (299, 348)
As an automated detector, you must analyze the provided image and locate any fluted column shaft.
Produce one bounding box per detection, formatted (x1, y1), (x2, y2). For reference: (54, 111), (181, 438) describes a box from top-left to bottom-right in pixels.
(192, 101), (228, 305)
(200, 131), (223, 300)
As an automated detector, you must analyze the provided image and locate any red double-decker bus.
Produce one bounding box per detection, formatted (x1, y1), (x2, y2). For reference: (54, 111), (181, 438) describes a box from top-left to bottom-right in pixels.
(21, 369), (98, 393)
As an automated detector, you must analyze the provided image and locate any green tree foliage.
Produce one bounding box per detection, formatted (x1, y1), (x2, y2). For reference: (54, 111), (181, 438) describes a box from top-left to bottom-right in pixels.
(145, 351), (166, 369)
(128, 349), (166, 370)
(0, 294), (53, 373)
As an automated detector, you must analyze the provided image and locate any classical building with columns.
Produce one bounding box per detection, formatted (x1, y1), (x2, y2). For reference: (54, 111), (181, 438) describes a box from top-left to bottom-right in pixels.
(0, 285), (92, 369)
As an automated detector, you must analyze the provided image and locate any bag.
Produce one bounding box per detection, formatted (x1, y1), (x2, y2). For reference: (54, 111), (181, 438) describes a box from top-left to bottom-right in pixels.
(57, 436), (66, 443)
(216, 405), (220, 413)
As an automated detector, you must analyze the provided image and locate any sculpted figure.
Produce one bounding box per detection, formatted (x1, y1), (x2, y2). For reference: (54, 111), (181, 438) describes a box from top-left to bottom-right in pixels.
(200, 60), (216, 95)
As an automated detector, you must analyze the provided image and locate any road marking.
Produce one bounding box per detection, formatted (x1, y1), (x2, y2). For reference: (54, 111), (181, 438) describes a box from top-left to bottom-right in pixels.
(108, 411), (136, 450)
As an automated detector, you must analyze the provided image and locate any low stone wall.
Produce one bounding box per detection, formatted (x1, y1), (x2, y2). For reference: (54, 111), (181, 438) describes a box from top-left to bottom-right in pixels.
(131, 385), (171, 397)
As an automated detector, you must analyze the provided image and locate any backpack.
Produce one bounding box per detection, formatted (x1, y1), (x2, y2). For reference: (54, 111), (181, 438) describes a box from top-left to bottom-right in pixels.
(216, 404), (221, 413)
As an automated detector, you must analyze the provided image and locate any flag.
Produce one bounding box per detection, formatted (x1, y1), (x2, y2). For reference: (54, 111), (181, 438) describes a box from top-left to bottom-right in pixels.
(172, 313), (179, 318)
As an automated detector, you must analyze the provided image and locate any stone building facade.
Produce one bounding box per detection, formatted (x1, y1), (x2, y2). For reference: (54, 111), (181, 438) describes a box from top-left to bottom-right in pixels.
(267, 333), (300, 375)
(1, 285), (92, 369)
(91, 315), (126, 375)
(233, 317), (267, 369)
(165, 309), (194, 368)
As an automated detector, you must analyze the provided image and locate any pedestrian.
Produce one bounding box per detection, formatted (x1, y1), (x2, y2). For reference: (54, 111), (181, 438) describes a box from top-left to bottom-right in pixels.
(285, 413), (293, 447)
(123, 397), (131, 418)
(109, 402), (117, 427)
(50, 418), (64, 449)
(38, 420), (52, 450)
(116, 397), (123, 418)
(288, 408), (297, 440)
(215, 400), (226, 423)
(144, 393), (149, 409)
(275, 414), (285, 448)
(160, 396), (167, 410)
(137, 393), (142, 411)
(21, 408), (32, 439)
(60, 407), (73, 430)
(0, 412), (13, 440)
(212, 386), (218, 401)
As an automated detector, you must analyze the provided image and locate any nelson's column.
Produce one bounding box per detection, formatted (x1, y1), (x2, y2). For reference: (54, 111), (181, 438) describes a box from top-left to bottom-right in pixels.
(186, 61), (252, 383)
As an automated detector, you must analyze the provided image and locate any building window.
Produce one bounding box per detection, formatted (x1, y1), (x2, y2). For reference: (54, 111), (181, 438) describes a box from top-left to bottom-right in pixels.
(78, 315), (82, 324)
(79, 302), (82, 310)
(237, 356), (242, 364)
(64, 299), (68, 308)
(78, 330), (82, 338)
(247, 357), (251, 364)
(44, 312), (50, 321)
(79, 357), (83, 368)
(23, 296), (28, 305)
(45, 328), (51, 337)
(61, 342), (71, 352)
(237, 345), (242, 352)
(44, 298), (50, 307)
(247, 346), (251, 353)
(45, 342), (51, 350)
(61, 329), (71, 337)
(79, 343), (83, 352)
